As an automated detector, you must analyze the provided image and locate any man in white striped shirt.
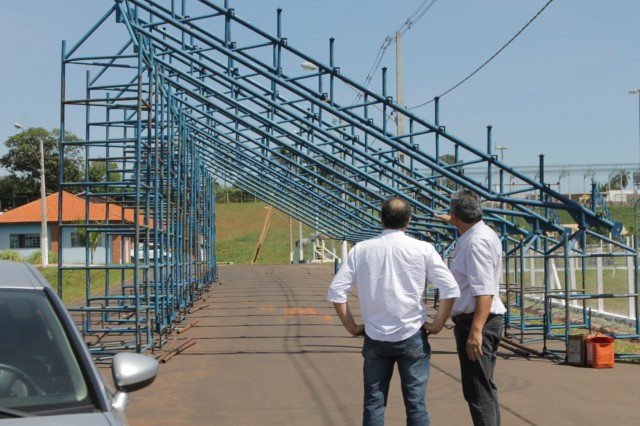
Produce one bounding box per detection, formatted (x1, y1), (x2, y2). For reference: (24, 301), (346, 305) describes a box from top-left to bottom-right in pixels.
(328, 197), (460, 426)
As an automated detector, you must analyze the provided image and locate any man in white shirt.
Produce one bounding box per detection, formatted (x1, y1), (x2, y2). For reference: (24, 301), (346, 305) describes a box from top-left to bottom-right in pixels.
(327, 197), (460, 426)
(436, 189), (506, 426)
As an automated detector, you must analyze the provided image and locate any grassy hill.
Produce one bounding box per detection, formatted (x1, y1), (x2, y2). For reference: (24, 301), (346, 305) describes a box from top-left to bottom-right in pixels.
(554, 205), (637, 235)
(215, 201), (317, 265)
(215, 202), (640, 265)
(609, 206), (638, 234)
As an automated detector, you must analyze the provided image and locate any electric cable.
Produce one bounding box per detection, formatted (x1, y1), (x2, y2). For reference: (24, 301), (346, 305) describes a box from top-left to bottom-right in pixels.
(355, 0), (438, 101)
(409, 0), (555, 110)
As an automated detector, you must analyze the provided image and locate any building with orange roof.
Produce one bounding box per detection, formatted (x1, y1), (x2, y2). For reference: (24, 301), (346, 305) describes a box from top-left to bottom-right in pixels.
(0, 191), (138, 264)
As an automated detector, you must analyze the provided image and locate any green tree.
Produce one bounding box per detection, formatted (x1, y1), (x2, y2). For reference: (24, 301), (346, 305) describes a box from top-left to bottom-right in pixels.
(216, 185), (256, 203)
(0, 127), (84, 195)
(609, 170), (629, 190)
(439, 154), (461, 191)
(0, 175), (32, 211)
(598, 170), (630, 192)
(89, 160), (121, 182)
(74, 224), (103, 264)
(88, 160), (122, 193)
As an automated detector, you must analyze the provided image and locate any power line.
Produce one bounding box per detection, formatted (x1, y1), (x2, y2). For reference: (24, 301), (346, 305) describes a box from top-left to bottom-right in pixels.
(356, 0), (438, 101)
(409, 0), (555, 110)
(394, 0), (438, 37)
(346, 0), (437, 126)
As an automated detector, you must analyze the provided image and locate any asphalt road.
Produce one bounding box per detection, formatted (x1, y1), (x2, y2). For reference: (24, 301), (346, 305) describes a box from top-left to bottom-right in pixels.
(122, 264), (639, 425)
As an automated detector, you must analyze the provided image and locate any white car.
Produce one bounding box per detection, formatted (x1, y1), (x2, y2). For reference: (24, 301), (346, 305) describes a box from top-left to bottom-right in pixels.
(0, 261), (158, 424)
(129, 243), (170, 262)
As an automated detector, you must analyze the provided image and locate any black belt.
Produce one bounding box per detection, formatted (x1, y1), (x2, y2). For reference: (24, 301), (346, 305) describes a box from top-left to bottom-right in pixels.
(452, 312), (502, 325)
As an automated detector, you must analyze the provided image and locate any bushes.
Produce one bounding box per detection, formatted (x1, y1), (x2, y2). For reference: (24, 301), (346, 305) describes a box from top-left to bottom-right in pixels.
(0, 249), (57, 264)
(0, 249), (24, 262)
(26, 250), (58, 265)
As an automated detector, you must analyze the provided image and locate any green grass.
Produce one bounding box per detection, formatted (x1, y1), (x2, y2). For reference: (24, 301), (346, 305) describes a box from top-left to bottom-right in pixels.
(609, 206), (637, 234)
(509, 308), (640, 361)
(505, 205), (637, 236)
(505, 264), (635, 317)
(25, 201), (640, 359)
(216, 201), (321, 265)
(554, 205), (637, 234)
(565, 328), (640, 361)
(38, 267), (133, 305)
(503, 249), (640, 359)
(27, 201), (319, 303)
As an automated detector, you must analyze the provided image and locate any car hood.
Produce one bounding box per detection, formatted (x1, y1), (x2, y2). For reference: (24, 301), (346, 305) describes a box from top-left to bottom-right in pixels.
(0, 412), (124, 425)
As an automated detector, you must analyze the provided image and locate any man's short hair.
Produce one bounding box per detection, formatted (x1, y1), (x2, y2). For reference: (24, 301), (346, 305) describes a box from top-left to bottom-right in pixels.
(450, 189), (483, 224)
(381, 197), (412, 229)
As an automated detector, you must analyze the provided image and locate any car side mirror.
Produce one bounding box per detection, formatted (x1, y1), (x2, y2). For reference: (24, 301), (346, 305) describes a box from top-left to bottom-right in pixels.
(112, 352), (159, 393)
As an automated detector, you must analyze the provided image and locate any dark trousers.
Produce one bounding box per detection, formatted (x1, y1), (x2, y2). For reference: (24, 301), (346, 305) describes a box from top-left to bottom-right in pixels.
(362, 328), (431, 426)
(453, 315), (503, 426)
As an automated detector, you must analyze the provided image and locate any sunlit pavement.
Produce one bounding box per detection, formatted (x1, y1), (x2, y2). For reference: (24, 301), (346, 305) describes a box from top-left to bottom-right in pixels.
(124, 264), (639, 426)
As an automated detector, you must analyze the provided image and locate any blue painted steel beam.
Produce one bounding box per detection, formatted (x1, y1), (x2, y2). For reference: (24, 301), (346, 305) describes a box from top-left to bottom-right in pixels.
(56, 0), (638, 357)
(115, 0), (619, 239)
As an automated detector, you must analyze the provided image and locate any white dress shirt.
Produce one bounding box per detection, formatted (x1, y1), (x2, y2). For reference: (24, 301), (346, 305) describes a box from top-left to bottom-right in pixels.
(327, 229), (460, 342)
(449, 221), (507, 317)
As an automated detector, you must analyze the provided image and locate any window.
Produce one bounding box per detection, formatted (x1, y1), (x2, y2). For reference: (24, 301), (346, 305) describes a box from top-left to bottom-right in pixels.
(9, 234), (40, 249)
(71, 231), (86, 248)
(0, 288), (91, 412)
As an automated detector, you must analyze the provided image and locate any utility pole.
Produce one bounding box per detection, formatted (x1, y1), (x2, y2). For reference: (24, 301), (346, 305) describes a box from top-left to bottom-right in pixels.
(395, 31), (404, 136)
(628, 89), (640, 197)
(38, 134), (48, 267)
(289, 215), (293, 264)
(495, 145), (510, 162)
(14, 123), (48, 267)
(395, 32), (405, 163)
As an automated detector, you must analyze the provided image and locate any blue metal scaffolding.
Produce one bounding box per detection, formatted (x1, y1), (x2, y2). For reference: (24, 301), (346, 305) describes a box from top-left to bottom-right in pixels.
(58, 0), (638, 359)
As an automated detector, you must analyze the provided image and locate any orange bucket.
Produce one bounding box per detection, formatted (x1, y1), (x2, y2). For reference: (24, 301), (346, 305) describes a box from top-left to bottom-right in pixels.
(585, 335), (615, 368)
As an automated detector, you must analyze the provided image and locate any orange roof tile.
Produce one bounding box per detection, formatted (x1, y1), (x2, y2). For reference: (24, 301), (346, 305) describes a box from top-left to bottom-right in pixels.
(0, 191), (146, 225)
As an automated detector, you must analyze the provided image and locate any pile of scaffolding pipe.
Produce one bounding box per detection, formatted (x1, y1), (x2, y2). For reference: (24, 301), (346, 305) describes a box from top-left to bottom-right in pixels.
(500, 338), (544, 357)
(188, 304), (209, 314)
(176, 320), (198, 334)
(157, 338), (196, 363)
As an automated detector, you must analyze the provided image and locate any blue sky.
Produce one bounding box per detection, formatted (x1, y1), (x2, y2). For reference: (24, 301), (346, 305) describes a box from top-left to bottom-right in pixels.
(1, 0), (639, 176)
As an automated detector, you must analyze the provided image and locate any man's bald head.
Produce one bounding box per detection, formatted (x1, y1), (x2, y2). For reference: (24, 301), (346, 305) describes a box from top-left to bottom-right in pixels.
(381, 197), (412, 229)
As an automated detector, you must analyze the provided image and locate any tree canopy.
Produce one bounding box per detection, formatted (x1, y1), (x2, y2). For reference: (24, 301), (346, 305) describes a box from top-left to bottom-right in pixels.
(598, 170), (630, 192)
(0, 175), (32, 211)
(0, 127), (125, 210)
(0, 127), (84, 195)
(439, 154), (461, 191)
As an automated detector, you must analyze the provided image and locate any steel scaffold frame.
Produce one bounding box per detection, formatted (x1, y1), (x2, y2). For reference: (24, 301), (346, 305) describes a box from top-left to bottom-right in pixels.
(58, 2), (217, 354)
(58, 0), (638, 359)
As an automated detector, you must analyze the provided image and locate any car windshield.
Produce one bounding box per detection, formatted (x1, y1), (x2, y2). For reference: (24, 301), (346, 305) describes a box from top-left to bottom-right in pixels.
(0, 289), (97, 417)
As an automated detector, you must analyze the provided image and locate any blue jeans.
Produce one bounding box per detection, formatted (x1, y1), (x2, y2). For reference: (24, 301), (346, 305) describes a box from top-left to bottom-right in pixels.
(362, 328), (431, 426)
(453, 315), (503, 426)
